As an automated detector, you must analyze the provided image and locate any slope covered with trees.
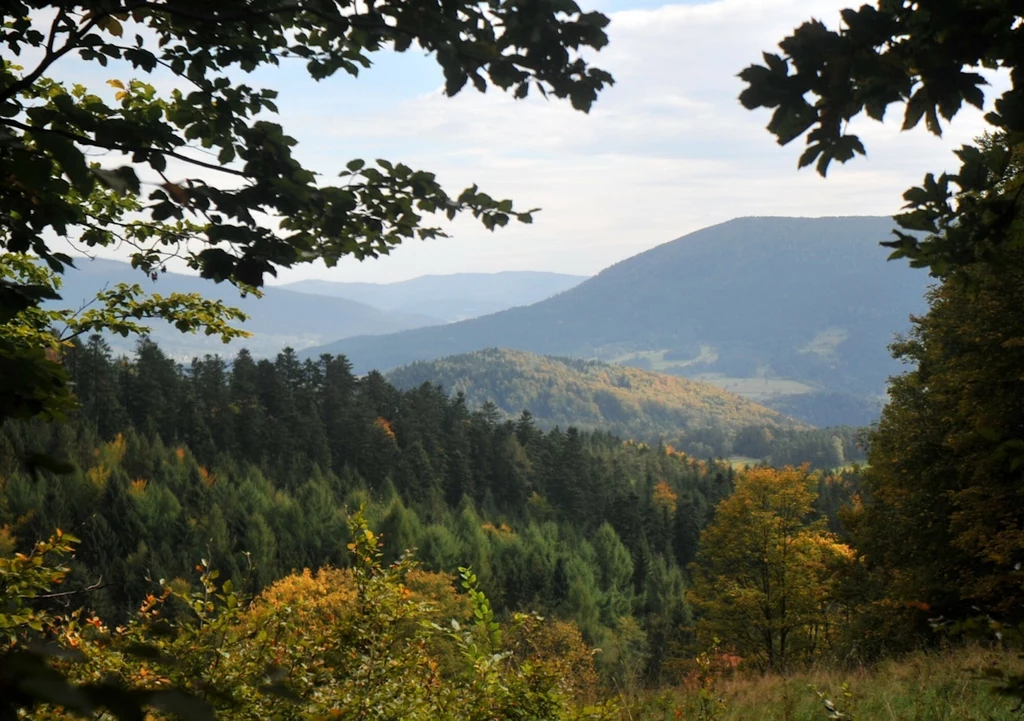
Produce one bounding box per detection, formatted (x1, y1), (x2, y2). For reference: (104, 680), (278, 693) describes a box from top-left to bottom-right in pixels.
(387, 348), (796, 434)
(4, 336), (794, 687)
(386, 348), (863, 465)
(308, 216), (931, 426)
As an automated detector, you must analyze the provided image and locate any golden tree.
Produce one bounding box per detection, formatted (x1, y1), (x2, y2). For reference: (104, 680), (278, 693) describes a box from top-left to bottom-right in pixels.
(688, 466), (851, 672)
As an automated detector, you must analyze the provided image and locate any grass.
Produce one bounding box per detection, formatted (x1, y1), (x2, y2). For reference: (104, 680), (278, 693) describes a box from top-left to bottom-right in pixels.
(799, 327), (850, 359)
(607, 348), (816, 401)
(726, 456), (763, 469)
(609, 346), (720, 373)
(627, 646), (1024, 720)
(691, 374), (815, 401)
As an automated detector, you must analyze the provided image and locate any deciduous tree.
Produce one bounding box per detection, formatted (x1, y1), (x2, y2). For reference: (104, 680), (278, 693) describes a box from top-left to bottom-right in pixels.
(689, 466), (851, 672)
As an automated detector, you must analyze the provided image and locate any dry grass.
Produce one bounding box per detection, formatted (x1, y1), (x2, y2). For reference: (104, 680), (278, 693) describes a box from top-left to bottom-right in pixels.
(628, 645), (1024, 720)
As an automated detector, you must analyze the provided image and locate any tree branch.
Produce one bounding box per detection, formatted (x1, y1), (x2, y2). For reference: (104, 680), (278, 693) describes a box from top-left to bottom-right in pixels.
(28, 576), (105, 601)
(0, 117), (249, 178)
(137, 1), (309, 24)
(0, 7), (108, 103)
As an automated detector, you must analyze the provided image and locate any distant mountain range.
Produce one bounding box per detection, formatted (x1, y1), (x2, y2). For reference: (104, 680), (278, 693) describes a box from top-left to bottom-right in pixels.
(52, 258), (440, 358)
(280, 271), (587, 322)
(386, 348), (803, 442)
(306, 217), (934, 427)
(51, 261), (586, 359)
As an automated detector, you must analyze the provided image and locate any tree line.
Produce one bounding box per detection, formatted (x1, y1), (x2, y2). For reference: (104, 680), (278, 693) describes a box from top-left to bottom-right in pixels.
(3, 335), (794, 686)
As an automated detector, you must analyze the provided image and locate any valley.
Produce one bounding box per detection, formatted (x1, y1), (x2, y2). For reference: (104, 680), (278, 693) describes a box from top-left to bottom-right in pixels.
(306, 216), (930, 426)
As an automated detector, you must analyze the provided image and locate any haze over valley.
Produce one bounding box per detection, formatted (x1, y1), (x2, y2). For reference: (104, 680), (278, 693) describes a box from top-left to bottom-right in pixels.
(305, 216), (932, 426)
(62, 216), (931, 428)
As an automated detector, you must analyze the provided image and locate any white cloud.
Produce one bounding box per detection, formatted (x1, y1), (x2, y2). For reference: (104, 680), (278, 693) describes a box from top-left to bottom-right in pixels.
(42, 0), (996, 284)
(265, 0), (999, 284)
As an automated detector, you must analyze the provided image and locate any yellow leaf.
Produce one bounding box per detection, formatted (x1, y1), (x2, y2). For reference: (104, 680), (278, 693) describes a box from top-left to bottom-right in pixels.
(107, 79), (125, 90)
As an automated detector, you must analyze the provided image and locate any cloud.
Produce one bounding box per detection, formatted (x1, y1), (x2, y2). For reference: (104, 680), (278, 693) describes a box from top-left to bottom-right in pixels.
(265, 0), (998, 283)
(37, 0), (994, 284)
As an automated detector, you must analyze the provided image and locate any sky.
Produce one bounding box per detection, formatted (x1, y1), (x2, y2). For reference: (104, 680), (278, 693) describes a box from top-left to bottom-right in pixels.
(68, 0), (998, 284)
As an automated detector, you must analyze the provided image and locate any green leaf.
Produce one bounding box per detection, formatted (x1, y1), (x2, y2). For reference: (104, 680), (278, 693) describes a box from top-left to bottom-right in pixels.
(31, 131), (92, 193)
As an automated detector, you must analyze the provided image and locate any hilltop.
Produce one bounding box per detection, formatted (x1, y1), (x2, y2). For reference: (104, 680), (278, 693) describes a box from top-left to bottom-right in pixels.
(307, 216), (932, 426)
(386, 347), (804, 445)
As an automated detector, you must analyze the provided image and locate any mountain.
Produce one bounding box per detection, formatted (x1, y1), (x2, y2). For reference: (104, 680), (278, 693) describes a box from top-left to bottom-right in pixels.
(279, 271), (587, 322)
(306, 217), (933, 426)
(386, 347), (804, 440)
(53, 258), (442, 358)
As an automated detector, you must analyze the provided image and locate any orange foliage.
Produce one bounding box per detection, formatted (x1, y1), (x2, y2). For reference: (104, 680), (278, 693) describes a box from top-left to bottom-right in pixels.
(481, 521), (515, 537)
(507, 618), (601, 701)
(652, 480), (678, 514)
(129, 478), (148, 495)
(374, 416), (396, 441)
(0, 525), (14, 558)
(197, 466), (216, 488)
(253, 566), (468, 630)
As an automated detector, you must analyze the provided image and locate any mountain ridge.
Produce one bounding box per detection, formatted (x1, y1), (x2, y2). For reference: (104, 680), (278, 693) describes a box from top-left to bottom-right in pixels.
(54, 258), (442, 358)
(305, 216), (932, 426)
(280, 270), (587, 322)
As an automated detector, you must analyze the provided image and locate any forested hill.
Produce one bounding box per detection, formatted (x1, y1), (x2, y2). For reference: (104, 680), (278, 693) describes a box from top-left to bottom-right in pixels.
(307, 216), (931, 427)
(282, 271), (587, 322)
(387, 348), (862, 465)
(386, 347), (800, 438)
(54, 258), (442, 358)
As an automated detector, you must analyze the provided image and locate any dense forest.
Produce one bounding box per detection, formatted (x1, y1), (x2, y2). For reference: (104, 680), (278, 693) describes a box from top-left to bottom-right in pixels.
(0, 337), (866, 688)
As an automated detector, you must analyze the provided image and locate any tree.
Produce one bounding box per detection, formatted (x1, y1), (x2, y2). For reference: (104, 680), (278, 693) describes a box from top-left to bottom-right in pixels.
(853, 246), (1024, 620)
(739, 1), (1024, 278)
(1, 0), (614, 421)
(688, 466), (851, 672)
(590, 522), (634, 628)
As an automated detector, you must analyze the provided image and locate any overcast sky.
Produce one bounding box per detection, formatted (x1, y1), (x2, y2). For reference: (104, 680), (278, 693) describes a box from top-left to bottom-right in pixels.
(77, 0), (997, 283)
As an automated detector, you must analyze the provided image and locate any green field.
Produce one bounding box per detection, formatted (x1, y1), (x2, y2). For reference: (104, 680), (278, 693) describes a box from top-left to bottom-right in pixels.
(609, 346), (718, 373)
(609, 348), (816, 402)
(799, 326), (850, 359)
(689, 373), (815, 401)
(726, 456), (763, 469)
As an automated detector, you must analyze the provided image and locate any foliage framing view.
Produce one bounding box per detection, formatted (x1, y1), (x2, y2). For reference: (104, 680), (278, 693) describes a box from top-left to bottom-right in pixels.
(5, 0), (1024, 719)
(740, 0), (1024, 703)
(739, 0), (1024, 278)
(0, 0), (613, 422)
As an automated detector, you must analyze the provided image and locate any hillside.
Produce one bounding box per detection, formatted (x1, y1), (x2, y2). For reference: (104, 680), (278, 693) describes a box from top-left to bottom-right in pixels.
(386, 348), (804, 442)
(281, 271), (587, 322)
(306, 216), (932, 426)
(54, 258), (442, 358)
